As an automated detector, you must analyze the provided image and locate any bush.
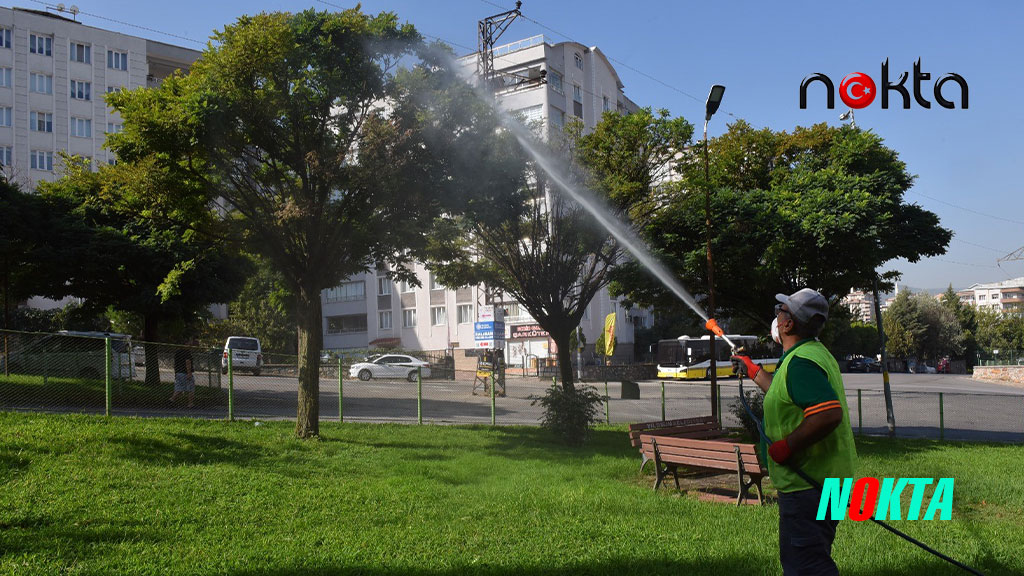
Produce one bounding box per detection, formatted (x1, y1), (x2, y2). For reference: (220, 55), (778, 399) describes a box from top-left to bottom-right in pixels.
(531, 384), (605, 446)
(729, 387), (765, 442)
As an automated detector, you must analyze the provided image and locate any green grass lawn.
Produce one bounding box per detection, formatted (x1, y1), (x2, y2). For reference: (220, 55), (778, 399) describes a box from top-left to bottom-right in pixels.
(0, 413), (1020, 575)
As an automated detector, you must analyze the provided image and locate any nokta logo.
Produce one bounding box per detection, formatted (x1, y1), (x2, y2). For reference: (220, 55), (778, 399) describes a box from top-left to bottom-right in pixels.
(817, 477), (954, 521)
(800, 59), (968, 110)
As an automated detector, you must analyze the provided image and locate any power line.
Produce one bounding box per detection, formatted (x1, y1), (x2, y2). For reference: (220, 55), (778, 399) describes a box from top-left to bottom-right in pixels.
(909, 190), (1024, 226)
(934, 258), (998, 269)
(952, 238), (1009, 253)
(476, 0), (759, 127)
(29, 0), (205, 46)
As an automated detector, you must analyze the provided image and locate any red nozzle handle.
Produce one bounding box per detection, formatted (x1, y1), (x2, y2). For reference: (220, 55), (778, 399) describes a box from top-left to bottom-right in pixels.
(705, 318), (724, 338)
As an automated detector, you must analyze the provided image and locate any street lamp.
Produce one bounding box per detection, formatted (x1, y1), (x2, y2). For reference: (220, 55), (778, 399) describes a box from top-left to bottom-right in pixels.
(704, 84), (724, 423)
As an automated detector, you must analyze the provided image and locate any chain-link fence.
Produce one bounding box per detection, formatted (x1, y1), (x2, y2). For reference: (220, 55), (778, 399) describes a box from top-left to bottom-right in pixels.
(3, 329), (1023, 441)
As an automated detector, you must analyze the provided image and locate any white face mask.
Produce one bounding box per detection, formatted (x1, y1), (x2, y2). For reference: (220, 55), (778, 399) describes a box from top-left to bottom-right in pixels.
(771, 317), (781, 344)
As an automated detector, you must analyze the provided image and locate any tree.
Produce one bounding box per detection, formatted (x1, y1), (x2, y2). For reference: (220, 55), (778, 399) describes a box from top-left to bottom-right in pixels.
(883, 291), (924, 359)
(882, 291), (963, 364)
(36, 158), (249, 385)
(941, 284), (978, 366)
(109, 10), (486, 437)
(976, 308), (1024, 360)
(610, 122), (952, 327)
(201, 256), (297, 355)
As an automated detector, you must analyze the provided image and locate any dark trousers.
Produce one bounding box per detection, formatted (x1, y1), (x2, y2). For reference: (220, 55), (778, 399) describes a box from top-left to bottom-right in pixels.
(778, 487), (840, 575)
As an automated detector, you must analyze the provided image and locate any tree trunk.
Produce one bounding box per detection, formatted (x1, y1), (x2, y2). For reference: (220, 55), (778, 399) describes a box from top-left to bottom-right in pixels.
(552, 329), (575, 393)
(295, 287), (322, 438)
(143, 314), (160, 386)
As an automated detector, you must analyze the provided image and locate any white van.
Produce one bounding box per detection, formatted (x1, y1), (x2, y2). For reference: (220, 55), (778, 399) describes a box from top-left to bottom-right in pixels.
(2, 331), (136, 380)
(221, 336), (263, 376)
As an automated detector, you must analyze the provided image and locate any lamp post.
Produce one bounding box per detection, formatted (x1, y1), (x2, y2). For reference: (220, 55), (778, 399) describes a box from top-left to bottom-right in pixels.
(704, 84), (725, 422)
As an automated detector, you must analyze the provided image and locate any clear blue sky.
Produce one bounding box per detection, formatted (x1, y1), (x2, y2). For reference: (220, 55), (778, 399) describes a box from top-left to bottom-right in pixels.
(31, 0), (1024, 290)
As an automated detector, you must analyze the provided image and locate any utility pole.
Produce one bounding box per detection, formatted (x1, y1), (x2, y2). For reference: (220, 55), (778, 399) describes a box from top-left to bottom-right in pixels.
(872, 276), (896, 436)
(477, 1), (522, 90)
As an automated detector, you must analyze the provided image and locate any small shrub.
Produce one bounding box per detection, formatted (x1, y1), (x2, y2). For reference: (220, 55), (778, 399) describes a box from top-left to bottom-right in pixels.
(531, 384), (605, 445)
(730, 388), (765, 442)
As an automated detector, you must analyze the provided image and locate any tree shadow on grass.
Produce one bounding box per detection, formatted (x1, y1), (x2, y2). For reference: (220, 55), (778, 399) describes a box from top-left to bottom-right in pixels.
(107, 431), (267, 468)
(226, 555), (1015, 576)
(0, 518), (161, 558)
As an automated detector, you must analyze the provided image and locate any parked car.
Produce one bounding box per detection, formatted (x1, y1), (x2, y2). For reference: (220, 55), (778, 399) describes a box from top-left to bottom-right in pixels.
(847, 357), (881, 373)
(349, 354), (431, 382)
(1, 331), (135, 380)
(221, 336), (263, 376)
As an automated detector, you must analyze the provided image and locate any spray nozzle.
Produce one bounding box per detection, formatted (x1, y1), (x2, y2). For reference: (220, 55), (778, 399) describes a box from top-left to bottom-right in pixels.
(705, 318), (724, 338)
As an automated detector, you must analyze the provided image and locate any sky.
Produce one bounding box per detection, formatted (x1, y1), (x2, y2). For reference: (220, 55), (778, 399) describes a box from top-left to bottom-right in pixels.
(22, 0), (1024, 291)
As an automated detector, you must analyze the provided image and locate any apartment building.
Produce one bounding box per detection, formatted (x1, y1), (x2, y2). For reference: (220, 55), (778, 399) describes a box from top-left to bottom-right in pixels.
(0, 6), (199, 188)
(957, 277), (1024, 313)
(840, 288), (876, 323)
(322, 35), (652, 366)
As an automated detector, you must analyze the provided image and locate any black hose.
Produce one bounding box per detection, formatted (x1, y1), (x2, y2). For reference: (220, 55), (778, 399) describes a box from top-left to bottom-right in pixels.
(737, 375), (986, 576)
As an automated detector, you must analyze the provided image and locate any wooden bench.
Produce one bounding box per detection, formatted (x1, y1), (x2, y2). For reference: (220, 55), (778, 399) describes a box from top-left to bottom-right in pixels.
(638, 434), (767, 505)
(628, 415), (726, 471)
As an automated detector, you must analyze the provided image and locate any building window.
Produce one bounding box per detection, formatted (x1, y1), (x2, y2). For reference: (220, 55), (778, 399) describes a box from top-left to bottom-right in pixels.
(978, 295), (986, 301)
(30, 34), (52, 56)
(402, 308), (417, 328)
(992, 293), (1000, 299)
(429, 274), (444, 291)
(30, 150), (53, 171)
(0, 67), (10, 88)
(572, 85), (583, 118)
(548, 70), (563, 95)
(106, 123), (123, 134)
(326, 314), (368, 334)
(377, 277), (391, 296)
(574, 52), (583, 70)
(603, 95), (610, 111)
(30, 74), (53, 94)
(70, 42), (91, 64)
(325, 280), (365, 302)
(0, 28), (11, 49)
(457, 304), (473, 324)
(0, 147), (11, 167)
(70, 80), (92, 101)
(431, 306), (447, 326)
(71, 117), (92, 138)
(513, 104), (544, 128)
(30, 112), (53, 133)
(399, 279), (416, 293)
(378, 311), (393, 330)
(106, 86), (124, 94)
(107, 156), (118, 166)
(107, 50), (129, 71)
(0, 107), (11, 127)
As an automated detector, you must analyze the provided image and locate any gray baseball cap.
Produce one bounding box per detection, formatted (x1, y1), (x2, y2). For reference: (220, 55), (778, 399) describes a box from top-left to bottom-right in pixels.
(776, 288), (829, 323)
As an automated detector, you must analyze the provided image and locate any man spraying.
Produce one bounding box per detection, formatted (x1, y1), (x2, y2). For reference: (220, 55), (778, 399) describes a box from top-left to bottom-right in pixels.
(732, 288), (857, 575)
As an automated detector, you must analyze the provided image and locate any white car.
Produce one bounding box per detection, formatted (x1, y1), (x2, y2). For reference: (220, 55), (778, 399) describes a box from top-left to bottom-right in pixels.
(349, 354), (431, 382)
(221, 336), (263, 376)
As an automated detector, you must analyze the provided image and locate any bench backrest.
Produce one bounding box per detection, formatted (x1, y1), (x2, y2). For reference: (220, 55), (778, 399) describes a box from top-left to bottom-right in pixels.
(639, 434), (764, 473)
(628, 415), (721, 448)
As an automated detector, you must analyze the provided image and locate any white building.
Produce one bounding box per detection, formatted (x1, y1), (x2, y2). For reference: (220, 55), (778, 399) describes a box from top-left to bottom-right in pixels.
(0, 6), (199, 189)
(957, 277), (1024, 313)
(840, 288), (875, 323)
(321, 35), (651, 368)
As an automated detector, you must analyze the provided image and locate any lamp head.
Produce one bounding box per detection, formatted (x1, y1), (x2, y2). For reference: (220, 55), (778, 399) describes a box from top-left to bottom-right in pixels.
(705, 85), (725, 121)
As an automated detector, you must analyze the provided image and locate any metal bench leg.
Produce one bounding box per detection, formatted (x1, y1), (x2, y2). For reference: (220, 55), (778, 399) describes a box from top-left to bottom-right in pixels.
(735, 446), (755, 506)
(640, 453), (650, 473)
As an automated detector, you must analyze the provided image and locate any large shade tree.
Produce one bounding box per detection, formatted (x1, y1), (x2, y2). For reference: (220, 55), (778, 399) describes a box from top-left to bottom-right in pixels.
(428, 109), (693, 390)
(610, 121), (952, 328)
(109, 9), (489, 436)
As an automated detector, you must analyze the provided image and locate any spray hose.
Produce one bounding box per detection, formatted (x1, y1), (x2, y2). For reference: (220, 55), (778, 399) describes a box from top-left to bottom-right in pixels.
(732, 362), (986, 575)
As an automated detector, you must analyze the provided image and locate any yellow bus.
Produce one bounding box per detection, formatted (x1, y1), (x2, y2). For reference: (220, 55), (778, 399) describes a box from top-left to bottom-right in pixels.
(656, 334), (780, 380)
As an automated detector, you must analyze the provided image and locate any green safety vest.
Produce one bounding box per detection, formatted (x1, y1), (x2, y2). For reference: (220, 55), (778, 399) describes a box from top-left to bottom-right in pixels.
(763, 340), (857, 493)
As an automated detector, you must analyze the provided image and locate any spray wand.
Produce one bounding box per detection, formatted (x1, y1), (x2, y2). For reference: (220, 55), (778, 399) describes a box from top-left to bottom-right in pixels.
(701, 319), (986, 575)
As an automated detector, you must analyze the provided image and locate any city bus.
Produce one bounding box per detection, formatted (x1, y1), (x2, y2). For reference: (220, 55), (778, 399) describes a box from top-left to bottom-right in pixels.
(656, 334), (781, 380)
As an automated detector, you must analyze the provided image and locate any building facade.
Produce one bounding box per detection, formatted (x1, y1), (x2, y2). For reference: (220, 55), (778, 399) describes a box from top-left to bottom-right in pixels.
(0, 7), (199, 189)
(840, 288), (876, 323)
(321, 35), (652, 367)
(957, 277), (1024, 313)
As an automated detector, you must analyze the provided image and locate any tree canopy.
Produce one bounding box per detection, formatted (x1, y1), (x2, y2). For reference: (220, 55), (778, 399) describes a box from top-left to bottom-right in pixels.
(609, 121), (952, 330)
(108, 9), (494, 436)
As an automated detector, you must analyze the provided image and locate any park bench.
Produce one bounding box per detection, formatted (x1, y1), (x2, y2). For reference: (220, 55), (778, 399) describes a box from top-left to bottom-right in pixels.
(637, 433), (767, 505)
(628, 415), (726, 469)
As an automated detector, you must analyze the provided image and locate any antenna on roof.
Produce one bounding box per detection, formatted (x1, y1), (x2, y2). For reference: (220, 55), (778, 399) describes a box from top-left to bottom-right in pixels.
(69, 5), (80, 21)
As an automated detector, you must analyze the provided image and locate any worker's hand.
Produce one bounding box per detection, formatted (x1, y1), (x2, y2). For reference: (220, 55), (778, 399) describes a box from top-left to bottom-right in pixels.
(730, 354), (761, 379)
(768, 438), (793, 464)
